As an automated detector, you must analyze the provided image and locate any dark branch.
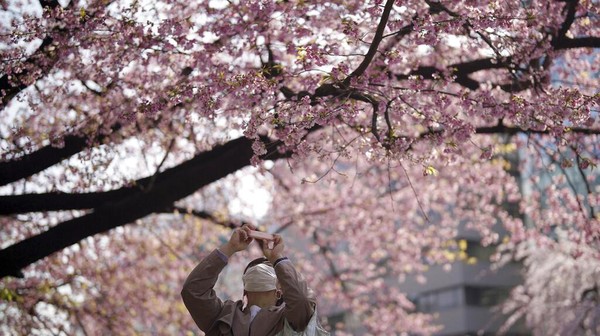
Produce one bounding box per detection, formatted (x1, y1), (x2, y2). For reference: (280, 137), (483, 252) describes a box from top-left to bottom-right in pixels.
(381, 21), (415, 43)
(167, 206), (241, 229)
(344, 0), (396, 84)
(453, 57), (512, 73)
(556, 0), (578, 40)
(395, 57), (510, 90)
(0, 124), (121, 187)
(393, 0), (596, 91)
(400, 122), (600, 140)
(40, 0), (62, 9)
(553, 37), (600, 49)
(0, 132), (282, 215)
(0, 135), (291, 278)
(0, 189), (132, 215)
(475, 124), (600, 136)
(497, 79), (534, 93)
(551, 1), (600, 49)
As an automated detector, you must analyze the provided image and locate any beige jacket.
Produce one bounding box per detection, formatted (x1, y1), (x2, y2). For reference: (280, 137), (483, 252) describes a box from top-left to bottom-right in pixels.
(181, 250), (316, 336)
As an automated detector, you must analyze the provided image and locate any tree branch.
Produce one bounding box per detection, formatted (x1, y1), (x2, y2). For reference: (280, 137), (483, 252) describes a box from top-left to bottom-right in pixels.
(0, 189), (132, 215)
(344, 0), (396, 84)
(474, 124), (600, 136)
(394, 57), (510, 90)
(1, 1), (73, 108)
(550, 1), (600, 49)
(0, 132), (288, 215)
(0, 135), (292, 278)
(166, 206), (241, 229)
(556, 0), (578, 40)
(0, 124), (121, 187)
(553, 37), (600, 49)
(393, 0), (597, 91)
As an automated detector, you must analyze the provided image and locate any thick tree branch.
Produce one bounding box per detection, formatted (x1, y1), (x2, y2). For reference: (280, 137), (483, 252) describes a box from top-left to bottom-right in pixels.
(551, 1), (600, 49)
(395, 57), (510, 90)
(0, 131), (287, 215)
(393, 44), (595, 92)
(0, 189), (131, 215)
(396, 122), (600, 142)
(453, 57), (513, 74)
(556, 0), (578, 40)
(474, 124), (600, 136)
(0, 135), (291, 278)
(553, 37), (600, 49)
(0, 124), (121, 186)
(2, 79), (362, 215)
(40, 0), (62, 9)
(497, 80), (533, 93)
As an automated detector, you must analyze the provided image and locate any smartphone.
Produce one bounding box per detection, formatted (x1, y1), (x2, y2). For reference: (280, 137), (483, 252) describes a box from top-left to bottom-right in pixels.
(248, 230), (274, 240)
(248, 230), (275, 249)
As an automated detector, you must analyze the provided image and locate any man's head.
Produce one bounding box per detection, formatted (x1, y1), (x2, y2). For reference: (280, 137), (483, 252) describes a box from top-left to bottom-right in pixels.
(243, 257), (282, 308)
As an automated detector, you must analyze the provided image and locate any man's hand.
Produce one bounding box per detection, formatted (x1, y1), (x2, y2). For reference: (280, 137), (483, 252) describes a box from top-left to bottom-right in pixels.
(220, 224), (255, 257)
(261, 234), (285, 263)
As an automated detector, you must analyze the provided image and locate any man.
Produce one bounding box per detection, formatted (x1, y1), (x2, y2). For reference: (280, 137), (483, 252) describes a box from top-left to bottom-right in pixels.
(181, 224), (316, 335)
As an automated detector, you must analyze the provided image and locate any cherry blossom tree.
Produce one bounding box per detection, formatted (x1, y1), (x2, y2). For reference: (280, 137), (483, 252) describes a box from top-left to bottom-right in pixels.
(1, 0), (599, 334)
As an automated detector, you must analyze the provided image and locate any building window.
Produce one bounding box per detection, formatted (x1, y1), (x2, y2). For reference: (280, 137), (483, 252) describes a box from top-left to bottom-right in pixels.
(465, 241), (496, 262)
(464, 286), (511, 307)
(416, 287), (463, 312)
(415, 286), (512, 312)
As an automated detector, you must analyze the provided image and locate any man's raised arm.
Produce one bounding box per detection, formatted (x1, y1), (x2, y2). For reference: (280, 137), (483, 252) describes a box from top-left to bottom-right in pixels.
(181, 249), (228, 331)
(262, 234), (316, 331)
(181, 226), (254, 331)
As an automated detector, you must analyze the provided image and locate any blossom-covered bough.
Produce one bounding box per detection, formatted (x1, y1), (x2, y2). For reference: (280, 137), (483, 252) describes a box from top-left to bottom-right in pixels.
(0, 0), (598, 334)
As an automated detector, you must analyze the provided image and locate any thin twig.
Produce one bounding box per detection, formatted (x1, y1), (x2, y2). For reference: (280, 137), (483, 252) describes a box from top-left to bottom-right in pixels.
(399, 160), (430, 223)
(141, 137), (176, 192)
(572, 145), (596, 219)
(387, 157), (396, 212)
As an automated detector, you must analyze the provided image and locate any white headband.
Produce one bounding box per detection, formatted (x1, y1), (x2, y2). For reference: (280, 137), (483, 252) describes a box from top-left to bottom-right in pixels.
(243, 263), (277, 292)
